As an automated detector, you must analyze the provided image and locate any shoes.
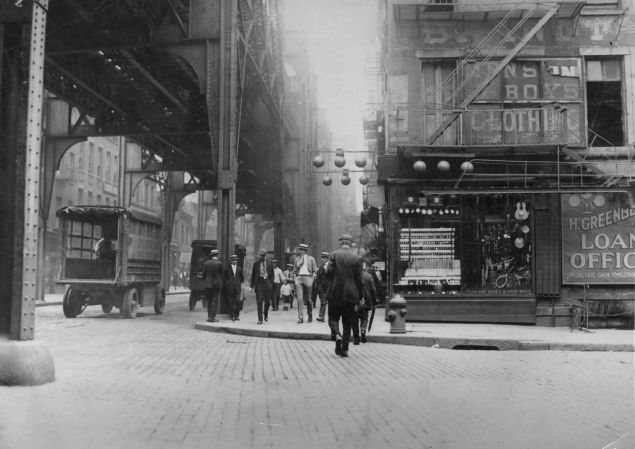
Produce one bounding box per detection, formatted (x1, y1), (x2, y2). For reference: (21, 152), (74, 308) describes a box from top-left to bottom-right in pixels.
(316, 317), (325, 322)
(340, 350), (349, 358)
(297, 318), (303, 324)
(207, 318), (219, 323)
(353, 337), (360, 345)
(335, 336), (342, 355)
(308, 316), (312, 323)
(361, 333), (366, 343)
(265, 317), (268, 322)
(257, 320), (263, 325)
(235, 317), (240, 321)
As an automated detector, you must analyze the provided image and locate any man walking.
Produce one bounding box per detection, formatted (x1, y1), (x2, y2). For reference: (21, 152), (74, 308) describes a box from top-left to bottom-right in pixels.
(203, 249), (224, 323)
(272, 259), (286, 311)
(250, 248), (273, 324)
(311, 251), (330, 323)
(294, 243), (318, 323)
(353, 259), (377, 345)
(325, 234), (363, 357)
(223, 254), (244, 321)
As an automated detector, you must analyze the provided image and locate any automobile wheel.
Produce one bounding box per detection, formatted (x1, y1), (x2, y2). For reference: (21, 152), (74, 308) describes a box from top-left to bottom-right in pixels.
(62, 288), (84, 318)
(101, 303), (114, 314)
(121, 288), (139, 319)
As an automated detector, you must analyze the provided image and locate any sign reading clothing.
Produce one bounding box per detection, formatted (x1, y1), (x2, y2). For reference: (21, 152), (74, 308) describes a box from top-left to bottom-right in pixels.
(562, 193), (635, 285)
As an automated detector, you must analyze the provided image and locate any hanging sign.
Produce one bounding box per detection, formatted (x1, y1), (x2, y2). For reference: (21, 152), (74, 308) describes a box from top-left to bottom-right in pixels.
(562, 193), (635, 284)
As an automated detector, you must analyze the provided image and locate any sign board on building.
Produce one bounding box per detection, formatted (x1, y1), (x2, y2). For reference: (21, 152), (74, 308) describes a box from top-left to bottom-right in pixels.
(562, 193), (635, 285)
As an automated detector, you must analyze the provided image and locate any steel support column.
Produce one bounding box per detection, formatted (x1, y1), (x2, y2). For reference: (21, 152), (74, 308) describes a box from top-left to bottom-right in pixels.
(216, 0), (238, 262)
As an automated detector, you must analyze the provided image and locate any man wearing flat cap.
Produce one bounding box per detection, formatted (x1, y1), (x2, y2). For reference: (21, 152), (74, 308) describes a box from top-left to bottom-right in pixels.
(203, 249), (224, 322)
(250, 249), (274, 324)
(325, 233), (363, 357)
(223, 254), (244, 321)
(293, 242), (318, 323)
(311, 251), (331, 323)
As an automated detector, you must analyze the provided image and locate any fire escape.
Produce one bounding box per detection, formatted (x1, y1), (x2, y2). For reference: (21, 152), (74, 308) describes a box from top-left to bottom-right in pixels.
(427, 2), (563, 145)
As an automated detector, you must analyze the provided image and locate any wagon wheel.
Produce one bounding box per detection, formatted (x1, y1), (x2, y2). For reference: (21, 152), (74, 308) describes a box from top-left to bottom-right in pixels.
(154, 287), (166, 315)
(121, 288), (139, 319)
(189, 292), (197, 311)
(62, 288), (84, 318)
(101, 303), (114, 314)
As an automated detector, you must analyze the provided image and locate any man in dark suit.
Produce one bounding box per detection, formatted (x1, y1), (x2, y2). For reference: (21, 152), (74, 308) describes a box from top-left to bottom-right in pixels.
(250, 248), (273, 324)
(311, 251), (331, 323)
(325, 234), (363, 358)
(203, 249), (224, 322)
(223, 254), (244, 321)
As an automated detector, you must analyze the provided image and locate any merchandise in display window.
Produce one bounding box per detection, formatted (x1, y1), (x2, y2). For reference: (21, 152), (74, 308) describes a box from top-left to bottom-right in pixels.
(394, 192), (533, 295)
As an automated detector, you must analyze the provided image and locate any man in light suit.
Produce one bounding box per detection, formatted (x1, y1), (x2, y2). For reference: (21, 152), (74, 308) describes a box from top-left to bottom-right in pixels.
(250, 248), (274, 324)
(293, 243), (318, 323)
(203, 249), (224, 322)
(223, 254), (244, 321)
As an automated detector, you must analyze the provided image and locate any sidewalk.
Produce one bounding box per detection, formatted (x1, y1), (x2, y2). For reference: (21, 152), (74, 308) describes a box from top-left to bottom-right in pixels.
(40, 290), (634, 352)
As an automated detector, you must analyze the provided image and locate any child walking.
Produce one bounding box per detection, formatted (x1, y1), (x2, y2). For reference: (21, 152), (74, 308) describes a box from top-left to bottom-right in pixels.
(280, 278), (294, 311)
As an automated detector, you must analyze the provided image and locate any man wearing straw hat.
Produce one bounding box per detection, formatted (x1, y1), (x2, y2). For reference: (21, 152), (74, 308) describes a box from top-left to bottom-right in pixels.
(293, 242), (318, 323)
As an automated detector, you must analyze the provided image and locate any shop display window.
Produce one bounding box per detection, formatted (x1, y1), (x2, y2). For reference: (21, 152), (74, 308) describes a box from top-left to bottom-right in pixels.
(394, 192), (533, 294)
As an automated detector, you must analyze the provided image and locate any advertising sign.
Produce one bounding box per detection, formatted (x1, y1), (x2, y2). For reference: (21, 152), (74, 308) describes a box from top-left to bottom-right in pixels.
(562, 193), (635, 284)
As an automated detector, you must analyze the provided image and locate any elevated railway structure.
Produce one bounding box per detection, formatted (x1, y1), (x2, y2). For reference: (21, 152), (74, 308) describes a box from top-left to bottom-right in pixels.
(1, 0), (286, 349)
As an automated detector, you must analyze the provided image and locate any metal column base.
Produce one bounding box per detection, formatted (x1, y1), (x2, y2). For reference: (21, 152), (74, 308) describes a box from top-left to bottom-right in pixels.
(0, 336), (55, 386)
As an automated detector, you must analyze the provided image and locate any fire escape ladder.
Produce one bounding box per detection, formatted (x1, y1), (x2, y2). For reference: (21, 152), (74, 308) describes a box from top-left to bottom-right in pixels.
(427, 2), (560, 145)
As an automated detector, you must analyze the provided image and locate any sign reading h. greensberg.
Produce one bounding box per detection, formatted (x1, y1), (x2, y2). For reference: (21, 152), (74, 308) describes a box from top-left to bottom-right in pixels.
(562, 193), (635, 284)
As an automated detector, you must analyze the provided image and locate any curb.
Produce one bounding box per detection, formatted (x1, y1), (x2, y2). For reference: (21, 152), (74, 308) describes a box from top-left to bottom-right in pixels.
(193, 322), (634, 352)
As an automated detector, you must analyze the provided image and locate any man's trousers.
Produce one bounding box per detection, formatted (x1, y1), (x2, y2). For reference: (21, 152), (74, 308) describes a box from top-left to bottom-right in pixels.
(254, 279), (271, 322)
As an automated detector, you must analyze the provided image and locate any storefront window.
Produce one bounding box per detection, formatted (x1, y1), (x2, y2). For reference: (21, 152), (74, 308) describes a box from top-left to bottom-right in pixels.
(393, 190), (533, 295)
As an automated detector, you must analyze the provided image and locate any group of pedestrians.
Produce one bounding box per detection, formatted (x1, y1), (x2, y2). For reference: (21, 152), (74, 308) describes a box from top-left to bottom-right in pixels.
(203, 234), (379, 358)
(202, 250), (244, 323)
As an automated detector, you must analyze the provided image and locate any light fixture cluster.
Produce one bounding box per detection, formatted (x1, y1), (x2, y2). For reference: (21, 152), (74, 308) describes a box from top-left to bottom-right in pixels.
(313, 148), (372, 186)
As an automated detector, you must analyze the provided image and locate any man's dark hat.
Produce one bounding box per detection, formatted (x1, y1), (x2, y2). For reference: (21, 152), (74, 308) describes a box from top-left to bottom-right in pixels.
(229, 254), (238, 260)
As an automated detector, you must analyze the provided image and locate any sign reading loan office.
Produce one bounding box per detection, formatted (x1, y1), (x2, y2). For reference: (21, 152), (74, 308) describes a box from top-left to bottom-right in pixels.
(562, 193), (635, 284)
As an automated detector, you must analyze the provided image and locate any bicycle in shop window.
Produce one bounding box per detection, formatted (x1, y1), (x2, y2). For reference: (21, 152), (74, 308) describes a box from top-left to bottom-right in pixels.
(494, 261), (531, 289)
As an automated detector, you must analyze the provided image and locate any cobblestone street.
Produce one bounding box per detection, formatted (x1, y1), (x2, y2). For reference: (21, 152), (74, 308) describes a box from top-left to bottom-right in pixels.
(1, 294), (633, 449)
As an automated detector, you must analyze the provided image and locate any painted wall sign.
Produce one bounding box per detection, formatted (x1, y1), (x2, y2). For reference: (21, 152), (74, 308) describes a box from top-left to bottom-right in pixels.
(562, 193), (635, 285)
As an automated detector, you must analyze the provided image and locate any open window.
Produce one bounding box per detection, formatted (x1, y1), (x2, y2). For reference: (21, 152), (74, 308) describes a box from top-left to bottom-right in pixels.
(586, 58), (624, 146)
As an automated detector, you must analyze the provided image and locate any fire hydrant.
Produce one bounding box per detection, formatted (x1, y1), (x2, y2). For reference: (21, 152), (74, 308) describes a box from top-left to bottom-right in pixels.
(386, 294), (407, 333)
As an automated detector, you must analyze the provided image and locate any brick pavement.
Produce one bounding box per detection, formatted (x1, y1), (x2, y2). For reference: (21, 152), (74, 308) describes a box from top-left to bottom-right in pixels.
(2, 294), (632, 449)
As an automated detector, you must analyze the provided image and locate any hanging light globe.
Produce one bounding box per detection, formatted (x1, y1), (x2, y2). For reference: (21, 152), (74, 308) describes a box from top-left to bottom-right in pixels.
(322, 175), (332, 186)
(437, 160), (451, 172)
(312, 154), (325, 168)
(355, 157), (367, 168)
(460, 161), (474, 173)
(359, 175), (369, 185)
(341, 175), (351, 185)
(334, 156), (346, 168)
(413, 160), (427, 172)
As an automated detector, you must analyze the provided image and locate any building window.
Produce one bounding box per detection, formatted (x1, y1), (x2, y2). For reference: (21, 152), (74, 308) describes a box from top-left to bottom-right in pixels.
(88, 191), (93, 204)
(97, 194), (102, 204)
(586, 58), (624, 146)
(69, 152), (75, 168)
(78, 188), (84, 204)
(106, 152), (111, 181)
(88, 142), (94, 173)
(97, 146), (103, 177)
(113, 156), (119, 185)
